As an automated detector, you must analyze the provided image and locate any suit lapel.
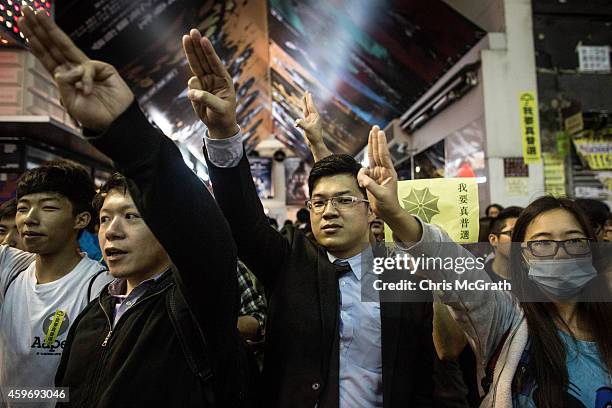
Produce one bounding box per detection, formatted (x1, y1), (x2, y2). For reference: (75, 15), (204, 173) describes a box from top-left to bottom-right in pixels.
(316, 249), (340, 375)
(380, 299), (402, 402)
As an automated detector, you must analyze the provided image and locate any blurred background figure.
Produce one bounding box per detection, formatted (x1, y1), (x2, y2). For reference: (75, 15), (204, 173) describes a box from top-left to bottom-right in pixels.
(0, 199), (24, 250)
(485, 206), (523, 282)
(370, 218), (385, 243)
(294, 207), (313, 239)
(575, 198), (610, 241)
(485, 203), (503, 218)
(604, 214), (612, 242)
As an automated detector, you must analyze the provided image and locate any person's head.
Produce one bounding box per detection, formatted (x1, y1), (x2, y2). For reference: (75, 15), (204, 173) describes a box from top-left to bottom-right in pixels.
(370, 218), (384, 243)
(511, 197), (595, 299)
(0, 199), (24, 250)
(488, 206), (523, 260)
(574, 198), (609, 241)
(510, 196), (612, 407)
(296, 208), (310, 226)
(16, 160), (94, 255)
(307, 155), (374, 258)
(94, 173), (171, 282)
(485, 203), (503, 218)
(283, 219), (293, 227)
(604, 214), (612, 242)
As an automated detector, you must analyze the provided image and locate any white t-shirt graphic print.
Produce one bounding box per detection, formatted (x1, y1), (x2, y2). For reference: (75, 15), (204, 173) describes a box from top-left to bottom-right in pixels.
(0, 247), (112, 407)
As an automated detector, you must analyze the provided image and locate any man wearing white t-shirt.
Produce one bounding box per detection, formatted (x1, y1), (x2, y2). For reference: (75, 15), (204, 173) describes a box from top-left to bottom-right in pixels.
(0, 160), (112, 407)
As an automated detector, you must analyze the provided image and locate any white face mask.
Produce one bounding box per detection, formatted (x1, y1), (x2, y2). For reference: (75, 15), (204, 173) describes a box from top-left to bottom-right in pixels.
(526, 256), (598, 300)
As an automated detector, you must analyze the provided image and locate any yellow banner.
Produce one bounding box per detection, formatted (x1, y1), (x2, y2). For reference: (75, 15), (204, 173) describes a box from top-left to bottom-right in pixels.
(385, 178), (479, 243)
(519, 92), (541, 164)
(542, 153), (566, 197)
(572, 130), (612, 170)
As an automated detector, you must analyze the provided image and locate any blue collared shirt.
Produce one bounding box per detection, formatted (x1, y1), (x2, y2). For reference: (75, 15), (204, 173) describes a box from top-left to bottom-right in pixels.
(329, 247), (383, 408)
(204, 132), (384, 406)
(107, 272), (166, 328)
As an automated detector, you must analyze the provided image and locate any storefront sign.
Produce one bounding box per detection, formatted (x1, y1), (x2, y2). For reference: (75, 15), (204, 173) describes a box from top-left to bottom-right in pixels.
(564, 112), (583, 135)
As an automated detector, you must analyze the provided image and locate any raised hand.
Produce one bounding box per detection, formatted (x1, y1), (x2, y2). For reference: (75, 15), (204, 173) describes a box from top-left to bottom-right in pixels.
(357, 126), (402, 220)
(182, 29), (239, 139)
(18, 7), (134, 132)
(358, 126), (423, 243)
(295, 91), (331, 162)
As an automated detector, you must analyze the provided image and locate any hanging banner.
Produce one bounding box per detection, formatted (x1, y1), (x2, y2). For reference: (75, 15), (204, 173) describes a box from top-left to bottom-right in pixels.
(385, 178), (479, 243)
(284, 158), (311, 206)
(519, 91), (542, 164)
(556, 131), (570, 157)
(542, 153), (566, 197)
(249, 158), (273, 200)
(572, 130), (612, 170)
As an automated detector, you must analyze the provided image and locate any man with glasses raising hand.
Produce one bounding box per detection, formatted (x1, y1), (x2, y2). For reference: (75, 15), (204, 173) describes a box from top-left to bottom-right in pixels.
(187, 27), (434, 407)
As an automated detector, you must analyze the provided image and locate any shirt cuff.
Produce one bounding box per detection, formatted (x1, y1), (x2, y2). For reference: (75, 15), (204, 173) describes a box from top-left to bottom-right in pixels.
(393, 216), (427, 250)
(203, 127), (243, 168)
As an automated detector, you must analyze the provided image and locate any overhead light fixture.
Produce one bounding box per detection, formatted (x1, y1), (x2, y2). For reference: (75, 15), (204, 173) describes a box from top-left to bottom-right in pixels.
(400, 61), (481, 133)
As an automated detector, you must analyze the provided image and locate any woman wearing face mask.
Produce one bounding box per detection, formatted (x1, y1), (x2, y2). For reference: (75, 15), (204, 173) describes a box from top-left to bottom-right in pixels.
(405, 196), (612, 407)
(507, 197), (611, 407)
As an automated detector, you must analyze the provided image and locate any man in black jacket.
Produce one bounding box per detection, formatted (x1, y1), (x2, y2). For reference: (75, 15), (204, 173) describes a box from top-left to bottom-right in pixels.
(19, 9), (253, 407)
(183, 28), (434, 407)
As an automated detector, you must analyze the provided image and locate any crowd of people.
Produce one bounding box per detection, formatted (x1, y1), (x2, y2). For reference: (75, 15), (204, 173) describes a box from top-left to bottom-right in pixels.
(0, 8), (610, 408)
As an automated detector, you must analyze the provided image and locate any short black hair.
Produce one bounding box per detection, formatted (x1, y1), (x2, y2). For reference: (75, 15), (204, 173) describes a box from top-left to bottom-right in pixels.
(489, 206), (524, 235)
(0, 199), (17, 220)
(485, 203), (503, 217)
(478, 216), (493, 242)
(307, 154), (365, 198)
(92, 173), (129, 212)
(296, 208), (310, 223)
(574, 198), (609, 231)
(16, 160), (95, 216)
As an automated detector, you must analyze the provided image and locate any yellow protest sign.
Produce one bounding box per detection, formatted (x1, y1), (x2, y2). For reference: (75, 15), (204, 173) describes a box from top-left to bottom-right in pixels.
(572, 130), (612, 170)
(519, 92), (541, 164)
(385, 178), (479, 243)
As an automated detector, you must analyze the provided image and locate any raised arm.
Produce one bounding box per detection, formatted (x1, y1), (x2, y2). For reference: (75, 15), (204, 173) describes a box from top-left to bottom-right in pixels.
(358, 125), (520, 365)
(295, 91), (332, 162)
(18, 9), (238, 332)
(183, 29), (292, 289)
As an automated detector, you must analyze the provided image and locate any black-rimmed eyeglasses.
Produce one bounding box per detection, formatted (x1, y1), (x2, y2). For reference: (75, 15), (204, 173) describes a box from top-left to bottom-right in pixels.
(522, 238), (593, 257)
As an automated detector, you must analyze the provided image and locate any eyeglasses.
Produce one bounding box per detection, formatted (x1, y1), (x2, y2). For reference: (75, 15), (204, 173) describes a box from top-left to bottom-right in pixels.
(522, 238), (593, 257)
(305, 195), (369, 214)
(497, 231), (513, 237)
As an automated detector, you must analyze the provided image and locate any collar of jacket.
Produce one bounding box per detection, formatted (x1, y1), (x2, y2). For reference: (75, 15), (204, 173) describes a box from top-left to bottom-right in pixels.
(98, 268), (175, 312)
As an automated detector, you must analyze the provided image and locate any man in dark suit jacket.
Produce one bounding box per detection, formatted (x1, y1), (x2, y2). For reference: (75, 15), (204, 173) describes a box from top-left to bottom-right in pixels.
(183, 29), (434, 407)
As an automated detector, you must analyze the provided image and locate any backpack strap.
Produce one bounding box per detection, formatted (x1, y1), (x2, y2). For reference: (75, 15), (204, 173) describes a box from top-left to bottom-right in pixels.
(481, 326), (512, 394)
(3, 267), (28, 297)
(87, 268), (109, 302)
(166, 286), (216, 406)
